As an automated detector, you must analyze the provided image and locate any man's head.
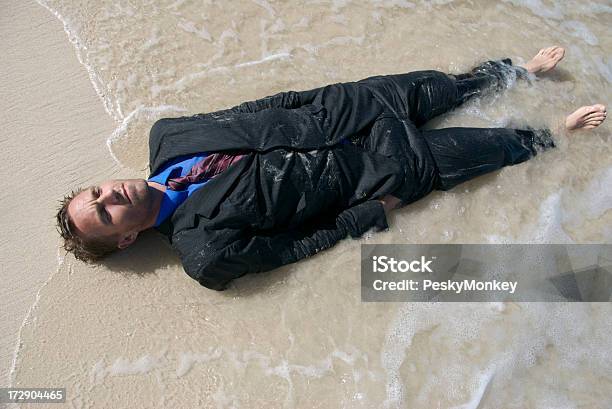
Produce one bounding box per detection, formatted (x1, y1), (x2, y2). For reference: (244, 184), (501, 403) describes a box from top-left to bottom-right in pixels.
(56, 179), (159, 263)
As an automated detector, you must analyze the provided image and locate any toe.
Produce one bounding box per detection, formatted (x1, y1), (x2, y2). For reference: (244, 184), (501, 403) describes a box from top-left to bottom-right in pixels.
(553, 47), (565, 60)
(585, 119), (603, 125)
(585, 112), (606, 120)
(571, 105), (598, 118)
(585, 105), (604, 115)
(586, 115), (605, 122)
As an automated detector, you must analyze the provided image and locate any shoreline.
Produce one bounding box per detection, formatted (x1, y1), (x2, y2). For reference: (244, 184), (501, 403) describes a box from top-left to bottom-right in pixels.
(0, 0), (118, 387)
(2, 0), (610, 407)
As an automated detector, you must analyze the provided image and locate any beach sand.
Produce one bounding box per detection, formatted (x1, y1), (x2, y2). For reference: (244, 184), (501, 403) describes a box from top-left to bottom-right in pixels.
(0, 0), (117, 389)
(3, 0), (611, 408)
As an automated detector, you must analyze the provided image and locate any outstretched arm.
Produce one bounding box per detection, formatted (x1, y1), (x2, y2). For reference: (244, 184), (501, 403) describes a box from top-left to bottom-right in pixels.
(227, 87), (324, 113)
(149, 80), (386, 156)
(190, 199), (391, 291)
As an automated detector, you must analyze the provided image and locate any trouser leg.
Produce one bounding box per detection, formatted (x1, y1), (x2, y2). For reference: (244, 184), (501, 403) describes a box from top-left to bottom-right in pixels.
(356, 58), (529, 128)
(423, 126), (556, 191)
(359, 112), (440, 205)
(357, 110), (556, 206)
(288, 81), (386, 145)
(296, 58), (529, 146)
(450, 58), (530, 107)
(356, 70), (459, 128)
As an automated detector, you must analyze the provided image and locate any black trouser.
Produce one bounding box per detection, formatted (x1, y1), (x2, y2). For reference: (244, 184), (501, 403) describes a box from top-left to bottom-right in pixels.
(353, 58), (556, 206)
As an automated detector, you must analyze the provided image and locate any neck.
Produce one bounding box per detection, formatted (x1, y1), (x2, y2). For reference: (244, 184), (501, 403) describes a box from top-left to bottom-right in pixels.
(144, 181), (167, 229)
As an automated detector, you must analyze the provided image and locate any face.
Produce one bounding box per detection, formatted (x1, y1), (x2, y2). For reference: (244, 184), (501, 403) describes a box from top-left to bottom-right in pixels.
(67, 179), (155, 249)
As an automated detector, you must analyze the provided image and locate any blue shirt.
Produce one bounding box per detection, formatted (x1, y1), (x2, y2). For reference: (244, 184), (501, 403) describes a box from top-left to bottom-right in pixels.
(148, 153), (211, 227)
(149, 138), (352, 227)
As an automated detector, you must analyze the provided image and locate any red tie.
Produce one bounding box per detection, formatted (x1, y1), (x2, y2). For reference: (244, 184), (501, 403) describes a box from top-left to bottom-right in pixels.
(167, 151), (247, 191)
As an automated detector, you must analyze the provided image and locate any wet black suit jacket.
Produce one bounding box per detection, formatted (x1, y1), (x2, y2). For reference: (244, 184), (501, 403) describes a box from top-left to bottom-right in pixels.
(150, 72), (452, 290)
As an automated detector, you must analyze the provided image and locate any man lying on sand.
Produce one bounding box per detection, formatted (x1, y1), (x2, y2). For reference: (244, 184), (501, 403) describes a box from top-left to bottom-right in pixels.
(57, 46), (606, 290)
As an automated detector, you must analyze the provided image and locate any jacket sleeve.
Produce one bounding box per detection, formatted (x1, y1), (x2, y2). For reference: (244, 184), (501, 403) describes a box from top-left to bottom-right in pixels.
(193, 200), (389, 291)
(227, 81), (385, 145)
(227, 87), (324, 113)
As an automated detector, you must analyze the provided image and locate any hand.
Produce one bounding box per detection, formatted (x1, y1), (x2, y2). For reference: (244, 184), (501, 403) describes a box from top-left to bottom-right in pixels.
(379, 194), (402, 214)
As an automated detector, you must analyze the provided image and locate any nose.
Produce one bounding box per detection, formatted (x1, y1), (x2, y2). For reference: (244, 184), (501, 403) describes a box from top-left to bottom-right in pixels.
(98, 187), (124, 206)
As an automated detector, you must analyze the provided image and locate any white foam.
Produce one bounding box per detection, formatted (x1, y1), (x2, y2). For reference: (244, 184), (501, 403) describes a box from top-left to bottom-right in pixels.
(373, 0), (416, 9)
(422, 0), (457, 5)
(295, 16), (311, 28)
(106, 105), (188, 166)
(330, 13), (349, 25)
(8, 247), (67, 388)
(371, 10), (384, 24)
(91, 354), (163, 384)
(592, 55), (612, 84)
(234, 52), (292, 68)
(529, 190), (574, 243)
(149, 66), (231, 98)
(502, 0), (564, 20)
(382, 302), (612, 408)
(251, 0), (276, 17)
(487, 167), (612, 244)
(332, 0), (351, 12)
(569, 2), (612, 15)
(110, 355), (160, 375)
(560, 20), (599, 46)
(177, 18), (213, 41)
(324, 35), (367, 47)
(176, 348), (223, 377)
(450, 367), (495, 409)
(485, 189), (576, 244)
(36, 0), (122, 122)
(141, 28), (161, 51)
(571, 166), (612, 220)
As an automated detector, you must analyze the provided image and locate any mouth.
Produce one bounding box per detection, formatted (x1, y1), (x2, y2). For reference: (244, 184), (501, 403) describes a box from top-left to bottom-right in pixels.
(122, 184), (132, 204)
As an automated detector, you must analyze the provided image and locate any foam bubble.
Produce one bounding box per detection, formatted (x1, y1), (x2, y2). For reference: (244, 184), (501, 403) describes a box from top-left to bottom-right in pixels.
(560, 21), (599, 46)
(592, 55), (612, 84)
(450, 367), (495, 409)
(382, 301), (612, 408)
(91, 354), (163, 384)
(107, 105), (188, 165)
(176, 349), (223, 377)
(502, 0), (564, 20)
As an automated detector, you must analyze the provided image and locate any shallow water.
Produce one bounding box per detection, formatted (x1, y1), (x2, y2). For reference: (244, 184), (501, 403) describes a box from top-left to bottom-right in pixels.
(11, 0), (612, 407)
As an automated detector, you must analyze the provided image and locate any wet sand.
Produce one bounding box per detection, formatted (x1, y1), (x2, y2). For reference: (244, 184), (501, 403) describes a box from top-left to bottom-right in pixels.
(3, 0), (611, 408)
(0, 0), (117, 389)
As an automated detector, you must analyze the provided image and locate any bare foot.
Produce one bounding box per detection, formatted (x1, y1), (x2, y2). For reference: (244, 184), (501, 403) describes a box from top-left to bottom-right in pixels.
(520, 46), (566, 74)
(565, 104), (607, 131)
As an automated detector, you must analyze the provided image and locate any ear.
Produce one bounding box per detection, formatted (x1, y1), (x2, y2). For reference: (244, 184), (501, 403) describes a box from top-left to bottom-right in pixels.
(117, 231), (139, 249)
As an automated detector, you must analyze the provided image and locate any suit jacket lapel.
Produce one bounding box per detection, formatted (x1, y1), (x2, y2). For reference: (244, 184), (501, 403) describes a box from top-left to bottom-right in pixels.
(163, 154), (253, 234)
(147, 104), (329, 235)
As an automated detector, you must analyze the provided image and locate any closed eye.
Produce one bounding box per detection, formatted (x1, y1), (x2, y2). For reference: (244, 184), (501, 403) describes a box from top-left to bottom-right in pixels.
(91, 186), (111, 224)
